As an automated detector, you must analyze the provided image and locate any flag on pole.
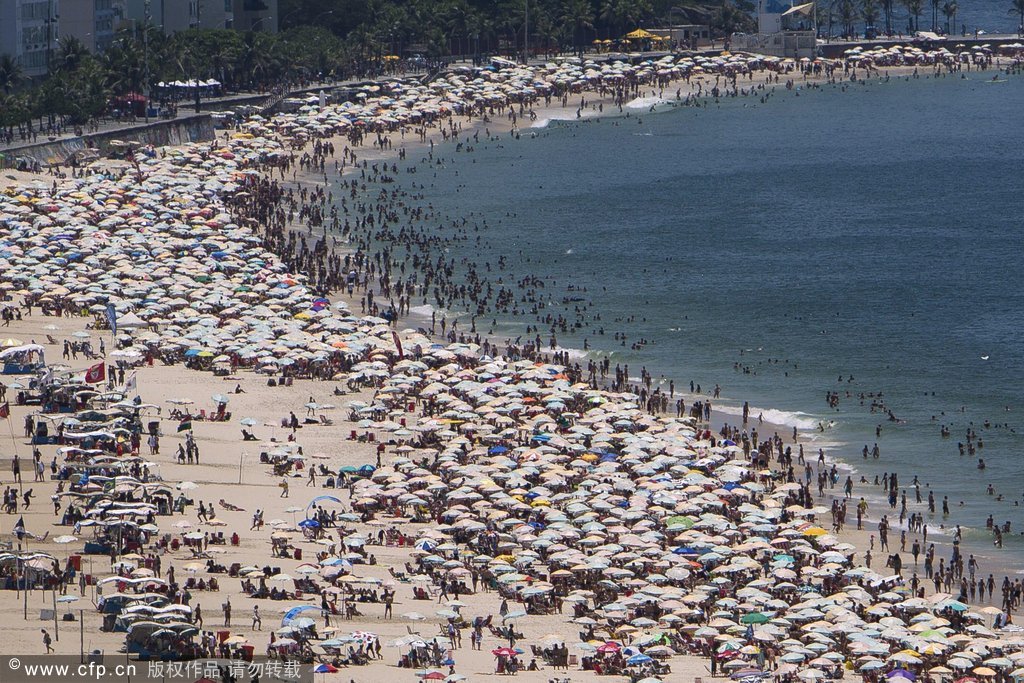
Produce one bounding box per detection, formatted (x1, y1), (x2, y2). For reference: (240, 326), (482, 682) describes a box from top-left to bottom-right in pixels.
(106, 303), (118, 336)
(0, 402), (8, 419)
(125, 372), (137, 394)
(177, 417), (192, 433)
(84, 362), (105, 384)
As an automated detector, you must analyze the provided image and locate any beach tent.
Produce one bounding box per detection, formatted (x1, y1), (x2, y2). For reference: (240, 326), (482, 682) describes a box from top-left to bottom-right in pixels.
(116, 312), (146, 329)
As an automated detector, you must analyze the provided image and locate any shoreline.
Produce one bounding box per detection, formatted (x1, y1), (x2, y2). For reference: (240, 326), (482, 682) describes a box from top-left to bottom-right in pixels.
(0, 49), (1023, 682)
(229, 53), (1023, 583)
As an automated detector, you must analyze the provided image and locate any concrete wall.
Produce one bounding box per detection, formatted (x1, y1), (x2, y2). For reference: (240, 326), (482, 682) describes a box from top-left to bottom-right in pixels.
(0, 114), (215, 168)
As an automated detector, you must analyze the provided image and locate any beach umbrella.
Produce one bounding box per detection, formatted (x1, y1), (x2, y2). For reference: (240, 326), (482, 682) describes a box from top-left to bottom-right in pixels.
(313, 664), (338, 673)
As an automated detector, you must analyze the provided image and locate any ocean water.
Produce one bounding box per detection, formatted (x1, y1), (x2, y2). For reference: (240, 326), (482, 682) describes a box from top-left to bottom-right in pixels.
(364, 71), (1024, 564)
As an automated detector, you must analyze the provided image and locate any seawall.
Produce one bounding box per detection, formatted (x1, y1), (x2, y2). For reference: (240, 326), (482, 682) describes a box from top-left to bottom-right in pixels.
(0, 114), (216, 169)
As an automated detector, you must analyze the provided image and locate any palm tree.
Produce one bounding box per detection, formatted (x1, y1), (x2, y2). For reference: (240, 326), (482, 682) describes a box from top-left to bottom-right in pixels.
(239, 32), (275, 88)
(100, 39), (145, 95)
(941, 0), (958, 33)
(821, 0), (838, 37)
(862, 0), (882, 32)
(1011, 0), (1024, 34)
(0, 54), (23, 94)
(839, 0), (857, 36)
(903, 0), (923, 30)
(881, 0), (894, 33)
(53, 36), (88, 73)
(559, 0), (595, 54)
(599, 0), (620, 37)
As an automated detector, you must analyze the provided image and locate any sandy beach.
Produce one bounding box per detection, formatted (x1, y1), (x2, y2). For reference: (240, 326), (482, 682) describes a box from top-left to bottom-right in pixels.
(1, 48), (1023, 683)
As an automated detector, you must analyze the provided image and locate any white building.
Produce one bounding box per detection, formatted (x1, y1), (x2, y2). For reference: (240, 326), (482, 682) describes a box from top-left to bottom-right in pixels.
(0, 0), (60, 77)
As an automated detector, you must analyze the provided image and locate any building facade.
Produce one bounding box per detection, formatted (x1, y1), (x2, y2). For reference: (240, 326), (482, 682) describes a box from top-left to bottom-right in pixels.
(59, 0), (127, 54)
(0, 0), (60, 77)
(124, 0), (276, 33)
(2, 0), (279, 78)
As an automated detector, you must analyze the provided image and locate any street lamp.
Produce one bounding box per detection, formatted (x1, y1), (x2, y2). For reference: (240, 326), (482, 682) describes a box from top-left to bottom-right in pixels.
(523, 0), (529, 64)
(143, 0), (151, 121)
(44, 0), (59, 75)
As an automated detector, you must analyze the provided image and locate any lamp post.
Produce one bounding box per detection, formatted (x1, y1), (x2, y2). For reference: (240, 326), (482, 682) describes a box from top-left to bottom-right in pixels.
(523, 0), (529, 63)
(143, 0), (151, 121)
(44, 0), (59, 75)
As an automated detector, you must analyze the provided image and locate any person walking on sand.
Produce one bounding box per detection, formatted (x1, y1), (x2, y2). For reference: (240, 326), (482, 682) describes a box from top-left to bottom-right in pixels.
(280, 478), (289, 498)
(42, 628), (53, 653)
(223, 598), (231, 627)
(252, 605), (262, 630)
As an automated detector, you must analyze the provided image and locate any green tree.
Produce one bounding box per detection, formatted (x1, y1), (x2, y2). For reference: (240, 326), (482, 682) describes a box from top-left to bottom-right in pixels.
(100, 38), (146, 95)
(881, 0), (894, 33)
(559, 0), (595, 54)
(903, 0), (923, 30)
(941, 0), (958, 32)
(52, 36), (89, 74)
(838, 0), (857, 36)
(862, 0), (881, 30)
(0, 53), (23, 94)
(238, 32), (279, 88)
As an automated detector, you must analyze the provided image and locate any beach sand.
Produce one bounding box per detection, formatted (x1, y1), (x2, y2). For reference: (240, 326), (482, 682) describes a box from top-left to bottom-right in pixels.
(0, 53), (1016, 683)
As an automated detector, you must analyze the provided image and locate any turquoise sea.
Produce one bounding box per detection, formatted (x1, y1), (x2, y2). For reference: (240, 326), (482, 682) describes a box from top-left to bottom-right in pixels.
(355, 70), (1024, 567)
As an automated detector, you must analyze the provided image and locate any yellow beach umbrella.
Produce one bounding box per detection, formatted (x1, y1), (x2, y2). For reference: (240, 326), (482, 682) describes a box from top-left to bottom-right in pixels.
(624, 28), (656, 39)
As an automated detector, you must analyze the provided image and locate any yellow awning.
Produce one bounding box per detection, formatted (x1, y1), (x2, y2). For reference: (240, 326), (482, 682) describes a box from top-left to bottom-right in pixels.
(624, 28), (656, 39)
